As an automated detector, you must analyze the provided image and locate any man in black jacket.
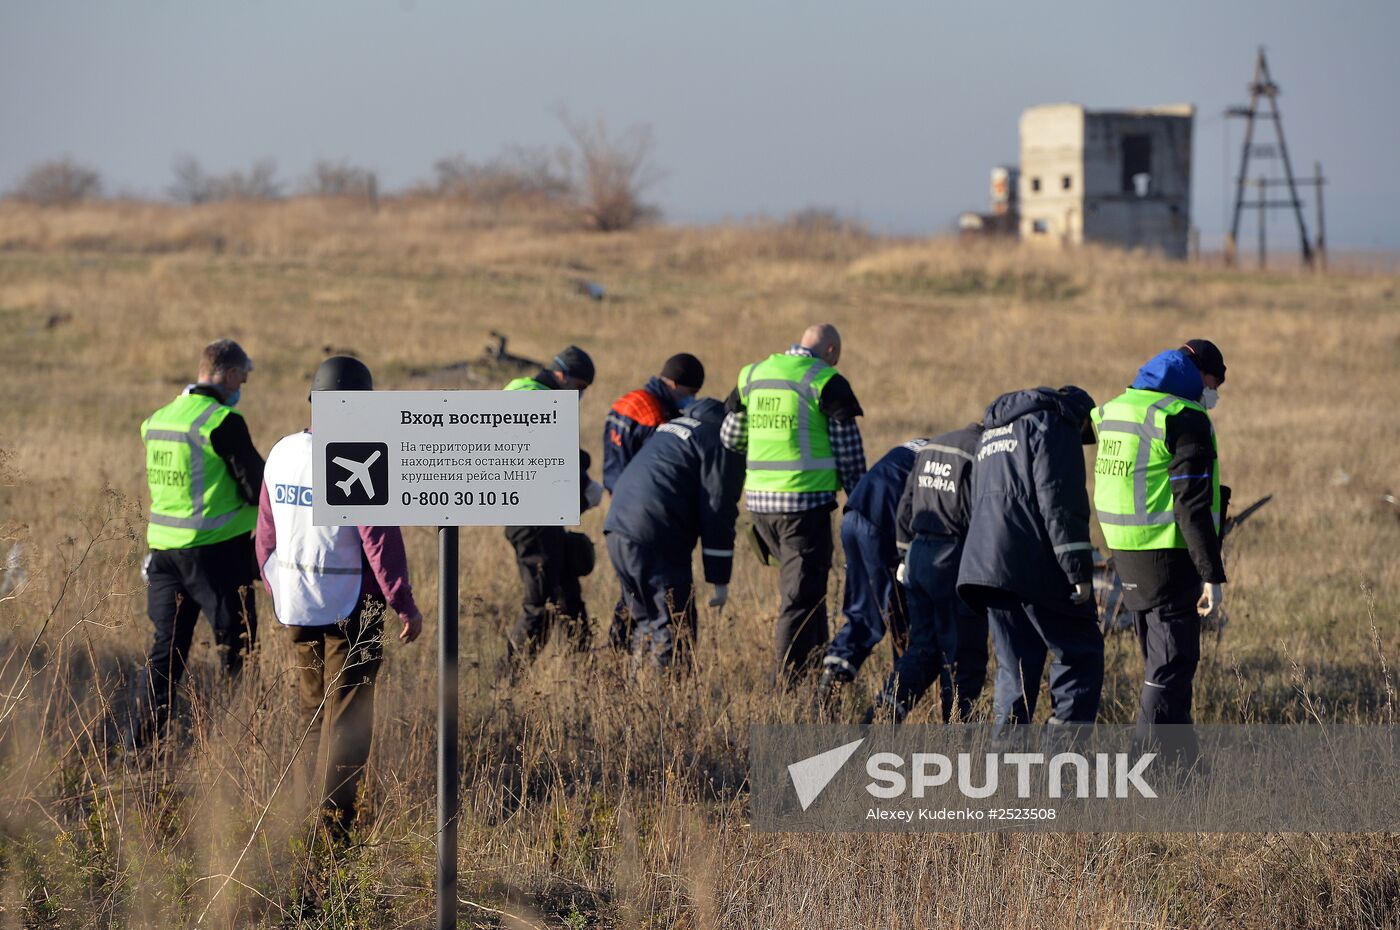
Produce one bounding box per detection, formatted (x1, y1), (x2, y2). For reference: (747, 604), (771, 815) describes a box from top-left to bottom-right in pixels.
(129, 339), (264, 750)
(865, 423), (987, 723)
(602, 353), (707, 652)
(957, 386), (1103, 727)
(1093, 341), (1229, 758)
(502, 347), (606, 666)
(603, 398), (744, 668)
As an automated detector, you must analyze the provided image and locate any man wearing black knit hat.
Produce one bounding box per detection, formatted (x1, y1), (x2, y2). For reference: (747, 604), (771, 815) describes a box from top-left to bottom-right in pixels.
(603, 354), (705, 493)
(503, 347), (605, 667)
(604, 395), (744, 670)
(601, 353), (706, 649)
(1091, 338), (1230, 763)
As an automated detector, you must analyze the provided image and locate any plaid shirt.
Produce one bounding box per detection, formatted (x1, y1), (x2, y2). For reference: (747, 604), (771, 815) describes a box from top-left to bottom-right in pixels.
(721, 346), (867, 514)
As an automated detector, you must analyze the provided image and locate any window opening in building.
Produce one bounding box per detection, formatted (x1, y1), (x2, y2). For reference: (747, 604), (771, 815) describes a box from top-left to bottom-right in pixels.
(1121, 134), (1152, 196)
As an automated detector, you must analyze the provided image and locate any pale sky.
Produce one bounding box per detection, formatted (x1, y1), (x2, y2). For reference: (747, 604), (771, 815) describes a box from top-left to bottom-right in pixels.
(3, 1), (1397, 248)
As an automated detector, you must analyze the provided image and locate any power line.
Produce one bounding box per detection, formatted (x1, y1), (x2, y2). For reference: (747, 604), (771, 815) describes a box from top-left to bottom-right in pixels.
(1224, 47), (1325, 269)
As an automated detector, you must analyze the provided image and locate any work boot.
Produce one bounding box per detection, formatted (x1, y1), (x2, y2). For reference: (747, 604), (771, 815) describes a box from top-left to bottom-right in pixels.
(321, 805), (357, 850)
(814, 657), (856, 717)
(494, 650), (526, 687)
(607, 600), (634, 653)
(861, 692), (908, 726)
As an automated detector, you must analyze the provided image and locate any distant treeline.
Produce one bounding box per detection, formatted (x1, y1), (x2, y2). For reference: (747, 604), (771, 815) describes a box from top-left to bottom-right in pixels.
(6, 111), (661, 232)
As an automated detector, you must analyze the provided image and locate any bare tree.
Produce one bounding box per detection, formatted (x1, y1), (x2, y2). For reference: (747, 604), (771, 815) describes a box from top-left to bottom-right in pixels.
(169, 156), (281, 203)
(210, 159), (281, 201)
(430, 146), (572, 205)
(9, 157), (102, 205)
(430, 155), (474, 196)
(556, 109), (660, 231)
(168, 155), (212, 204)
(787, 206), (869, 237)
(301, 159), (377, 201)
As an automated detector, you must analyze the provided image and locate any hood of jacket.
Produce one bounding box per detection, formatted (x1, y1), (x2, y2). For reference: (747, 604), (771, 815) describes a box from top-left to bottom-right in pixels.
(1130, 349), (1204, 401)
(983, 385), (1095, 429)
(644, 376), (683, 417)
(686, 397), (726, 426)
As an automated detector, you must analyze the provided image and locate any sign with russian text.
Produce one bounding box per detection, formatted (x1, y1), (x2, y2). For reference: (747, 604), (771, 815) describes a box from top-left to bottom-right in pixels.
(311, 390), (579, 527)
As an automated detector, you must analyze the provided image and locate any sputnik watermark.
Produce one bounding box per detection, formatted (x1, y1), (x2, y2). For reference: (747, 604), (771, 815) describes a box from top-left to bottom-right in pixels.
(751, 725), (1400, 833)
(787, 741), (1156, 811)
(788, 738), (865, 810)
(864, 750), (1156, 799)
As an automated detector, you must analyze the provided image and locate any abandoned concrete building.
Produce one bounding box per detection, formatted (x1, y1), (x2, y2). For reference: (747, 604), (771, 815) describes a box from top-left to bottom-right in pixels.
(1017, 103), (1194, 258)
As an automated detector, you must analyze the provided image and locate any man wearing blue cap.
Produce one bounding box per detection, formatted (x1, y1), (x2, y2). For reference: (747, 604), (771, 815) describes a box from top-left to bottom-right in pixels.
(1093, 340), (1229, 760)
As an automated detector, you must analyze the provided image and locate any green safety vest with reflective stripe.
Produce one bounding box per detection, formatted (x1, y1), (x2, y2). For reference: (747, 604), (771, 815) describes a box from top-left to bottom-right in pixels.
(1091, 388), (1221, 551)
(504, 376), (548, 391)
(737, 353), (840, 493)
(142, 393), (257, 549)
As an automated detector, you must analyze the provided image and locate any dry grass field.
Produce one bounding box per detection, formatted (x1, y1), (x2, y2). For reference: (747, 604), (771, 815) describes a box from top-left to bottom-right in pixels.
(1, 199), (1398, 928)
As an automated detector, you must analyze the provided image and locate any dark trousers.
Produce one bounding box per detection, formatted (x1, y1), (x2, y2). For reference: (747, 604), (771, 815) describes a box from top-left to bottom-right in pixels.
(753, 507), (834, 686)
(133, 534), (258, 745)
(606, 533), (696, 668)
(504, 525), (589, 660)
(1133, 586), (1202, 761)
(881, 535), (988, 721)
(987, 595), (1103, 725)
(289, 596), (384, 833)
(826, 510), (908, 672)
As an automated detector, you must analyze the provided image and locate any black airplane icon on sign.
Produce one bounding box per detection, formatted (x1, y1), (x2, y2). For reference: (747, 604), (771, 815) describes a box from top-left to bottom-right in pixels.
(326, 442), (389, 505)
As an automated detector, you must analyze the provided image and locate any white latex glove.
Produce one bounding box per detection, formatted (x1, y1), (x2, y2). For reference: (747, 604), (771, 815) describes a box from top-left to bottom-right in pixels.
(895, 562), (907, 585)
(583, 479), (604, 510)
(1197, 583), (1224, 618)
(708, 584), (728, 608)
(1070, 581), (1093, 605)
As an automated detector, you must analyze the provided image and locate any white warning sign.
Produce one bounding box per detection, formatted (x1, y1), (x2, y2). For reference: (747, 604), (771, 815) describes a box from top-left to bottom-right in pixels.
(312, 390), (580, 527)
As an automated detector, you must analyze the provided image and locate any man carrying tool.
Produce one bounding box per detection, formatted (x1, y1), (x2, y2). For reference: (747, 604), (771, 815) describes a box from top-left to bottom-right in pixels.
(817, 438), (928, 704)
(957, 385), (1103, 728)
(722, 323), (866, 687)
(602, 353), (706, 650)
(502, 346), (605, 666)
(257, 356), (422, 841)
(603, 397), (744, 669)
(1092, 340), (1229, 762)
(864, 422), (988, 723)
(129, 338), (264, 751)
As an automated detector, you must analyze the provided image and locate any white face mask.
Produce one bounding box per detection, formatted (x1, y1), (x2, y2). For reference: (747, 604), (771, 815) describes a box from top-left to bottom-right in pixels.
(1200, 387), (1219, 410)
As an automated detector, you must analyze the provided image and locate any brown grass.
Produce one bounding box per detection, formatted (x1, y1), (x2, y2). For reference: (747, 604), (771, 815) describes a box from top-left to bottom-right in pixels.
(0, 200), (1398, 928)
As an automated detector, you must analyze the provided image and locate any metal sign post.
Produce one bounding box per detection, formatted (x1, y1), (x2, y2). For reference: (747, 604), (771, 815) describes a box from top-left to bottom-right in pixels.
(437, 525), (458, 930)
(310, 389), (580, 929)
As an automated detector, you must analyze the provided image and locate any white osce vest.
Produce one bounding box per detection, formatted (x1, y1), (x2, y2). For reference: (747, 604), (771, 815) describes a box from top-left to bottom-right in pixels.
(262, 431), (363, 626)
